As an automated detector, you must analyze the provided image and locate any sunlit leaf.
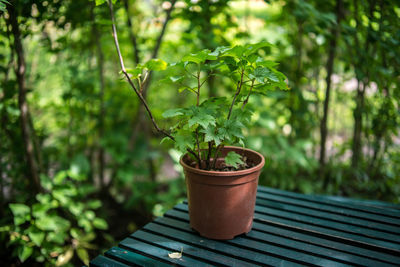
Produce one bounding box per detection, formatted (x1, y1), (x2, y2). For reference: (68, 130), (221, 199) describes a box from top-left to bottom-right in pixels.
(77, 248), (89, 266)
(56, 248), (73, 266)
(93, 217), (108, 230)
(162, 108), (185, 118)
(18, 246), (33, 263)
(145, 59), (167, 71)
(28, 231), (45, 246)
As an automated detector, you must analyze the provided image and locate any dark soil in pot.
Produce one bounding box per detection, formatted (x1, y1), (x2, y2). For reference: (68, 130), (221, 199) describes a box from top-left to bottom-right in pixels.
(180, 146), (265, 240)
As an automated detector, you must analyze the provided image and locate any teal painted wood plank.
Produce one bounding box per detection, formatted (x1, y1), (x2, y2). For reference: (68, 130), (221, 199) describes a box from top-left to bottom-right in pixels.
(255, 197), (400, 234)
(323, 195), (400, 210)
(146, 218), (306, 267)
(254, 204), (400, 244)
(132, 228), (255, 267)
(257, 191), (400, 226)
(171, 204), (400, 266)
(157, 215), (370, 266)
(252, 210), (400, 254)
(120, 237), (209, 266)
(104, 246), (171, 267)
(172, 203), (400, 254)
(257, 187), (400, 219)
(89, 255), (129, 267)
(251, 221), (400, 266)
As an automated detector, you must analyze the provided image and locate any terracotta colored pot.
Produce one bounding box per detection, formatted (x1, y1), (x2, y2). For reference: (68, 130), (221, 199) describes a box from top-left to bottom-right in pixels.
(180, 146), (265, 240)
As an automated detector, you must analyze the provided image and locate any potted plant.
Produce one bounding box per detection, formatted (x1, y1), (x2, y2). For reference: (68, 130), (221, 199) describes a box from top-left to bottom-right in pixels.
(106, 1), (288, 240)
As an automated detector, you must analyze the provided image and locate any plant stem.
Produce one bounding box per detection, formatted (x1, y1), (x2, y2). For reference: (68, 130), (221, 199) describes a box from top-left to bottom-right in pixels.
(242, 79), (255, 109)
(211, 144), (224, 170)
(227, 68), (244, 120)
(206, 142), (212, 169)
(195, 70), (201, 166)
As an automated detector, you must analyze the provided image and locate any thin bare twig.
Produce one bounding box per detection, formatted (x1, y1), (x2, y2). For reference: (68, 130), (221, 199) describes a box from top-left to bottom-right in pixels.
(227, 68), (245, 120)
(108, 0), (174, 140)
(107, 0), (200, 163)
(242, 79), (255, 109)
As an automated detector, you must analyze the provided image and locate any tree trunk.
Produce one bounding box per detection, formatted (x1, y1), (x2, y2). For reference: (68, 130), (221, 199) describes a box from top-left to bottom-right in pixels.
(351, 81), (365, 168)
(351, 0), (375, 169)
(91, 3), (106, 188)
(123, 0), (140, 65)
(288, 20), (303, 143)
(319, 0), (342, 185)
(369, 0), (389, 172)
(7, 3), (41, 193)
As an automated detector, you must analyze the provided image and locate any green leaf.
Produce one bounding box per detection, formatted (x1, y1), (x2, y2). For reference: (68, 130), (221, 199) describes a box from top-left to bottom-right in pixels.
(200, 126), (223, 146)
(93, 218), (108, 230)
(87, 200), (102, 209)
(18, 246), (33, 263)
(188, 112), (216, 129)
(36, 215), (70, 231)
(77, 248), (89, 266)
(0, 3), (6, 13)
(220, 45), (246, 58)
(255, 59), (279, 68)
(47, 231), (67, 245)
(162, 108), (184, 118)
(224, 119), (244, 139)
(95, 0), (106, 6)
(160, 137), (173, 144)
(252, 66), (279, 83)
(183, 49), (216, 64)
(69, 202), (84, 216)
(178, 87), (196, 93)
(10, 203), (31, 225)
(28, 232), (45, 246)
(244, 42), (271, 56)
(84, 210), (96, 221)
(224, 151), (244, 169)
(125, 67), (143, 79)
(9, 203), (30, 217)
(209, 46), (231, 56)
(174, 130), (195, 152)
(145, 59), (167, 71)
(32, 203), (49, 219)
(170, 75), (185, 83)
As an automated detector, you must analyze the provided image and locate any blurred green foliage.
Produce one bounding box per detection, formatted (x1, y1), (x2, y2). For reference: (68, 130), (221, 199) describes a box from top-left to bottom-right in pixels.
(0, 0), (399, 265)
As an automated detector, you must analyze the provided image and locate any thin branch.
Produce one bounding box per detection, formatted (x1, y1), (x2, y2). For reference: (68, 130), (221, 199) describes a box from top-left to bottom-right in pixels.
(196, 70), (201, 106)
(206, 141), (212, 170)
(242, 79), (255, 109)
(227, 68), (245, 120)
(200, 71), (214, 88)
(107, 0), (200, 164)
(211, 144), (224, 170)
(184, 66), (198, 79)
(108, 0), (174, 141)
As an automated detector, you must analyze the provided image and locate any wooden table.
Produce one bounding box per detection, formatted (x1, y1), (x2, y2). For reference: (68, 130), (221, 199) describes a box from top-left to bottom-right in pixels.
(90, 186), (400, 266)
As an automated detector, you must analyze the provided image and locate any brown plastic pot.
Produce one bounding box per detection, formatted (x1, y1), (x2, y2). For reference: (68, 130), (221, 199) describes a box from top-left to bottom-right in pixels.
(180, 146), (265, 240)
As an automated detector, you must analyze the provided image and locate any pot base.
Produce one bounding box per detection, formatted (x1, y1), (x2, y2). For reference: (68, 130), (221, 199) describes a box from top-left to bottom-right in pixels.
(191, 223), (253, 240)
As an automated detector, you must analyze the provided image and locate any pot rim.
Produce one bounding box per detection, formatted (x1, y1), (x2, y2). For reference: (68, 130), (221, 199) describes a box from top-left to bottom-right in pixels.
(180, 146), (265, 177)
